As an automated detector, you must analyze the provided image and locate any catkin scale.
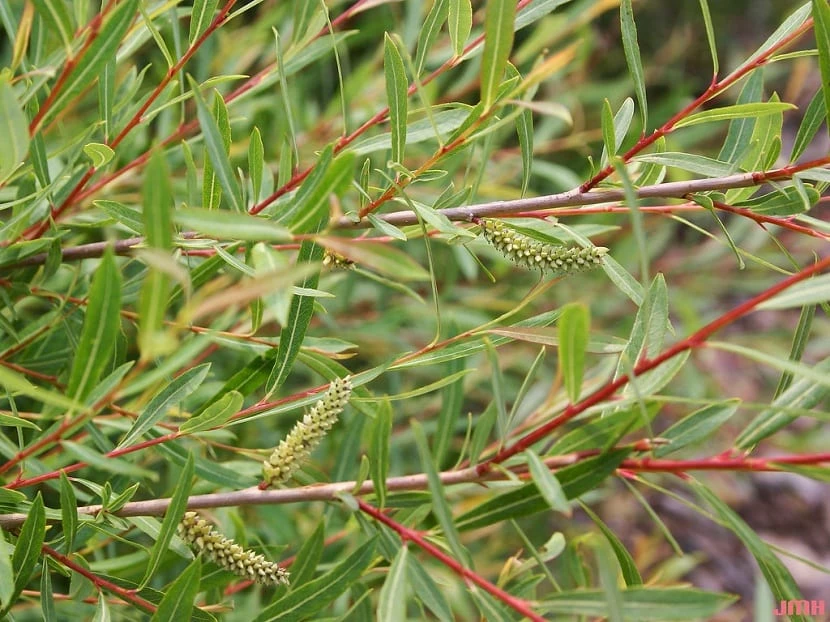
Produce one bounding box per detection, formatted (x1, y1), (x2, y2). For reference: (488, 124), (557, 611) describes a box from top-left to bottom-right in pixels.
(480, 218), (608, 274)
(262, 376), (352, 488)
(178, 512), (289, 585)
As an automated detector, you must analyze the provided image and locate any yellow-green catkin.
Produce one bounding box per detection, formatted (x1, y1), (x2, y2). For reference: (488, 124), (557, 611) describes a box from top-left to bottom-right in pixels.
(480, 218), (608, 274)
(262, 376), (352, 488)
(178, 511), (289, 586)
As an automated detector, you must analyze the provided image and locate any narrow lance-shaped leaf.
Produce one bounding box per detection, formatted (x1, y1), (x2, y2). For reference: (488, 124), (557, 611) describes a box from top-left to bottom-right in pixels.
(558, 302), (590, 402)
(674, 102), (795, 129)
(813, 0), (830, 145)
(119, 364), (211, 449)
(415, 0), (449, 74)
(384, 33), (408, 166)
(480, 0), (517, 109)
(151, 557), (201, 622)
(189, 0), (219, 43)
(9, 493), (45, 611)
(253, 539), (377, 622)
(138, 150), (174, 359)
(67, 249), (121, 402)
(0, 70), (30, 181)
(190, 78), (243, 211)
(266, 239), (324, 395)
(448, 0), (472, 57)
(369, 400), (393, 509)
(141, 452), (195, 587)
(249, 126), (264, 204)
(620, 0), (647, 129)
(692, 480), (806, 621)
(174, 207), (292, 242)
(698, 0), (718, 75)
(377, 546), (409, 621)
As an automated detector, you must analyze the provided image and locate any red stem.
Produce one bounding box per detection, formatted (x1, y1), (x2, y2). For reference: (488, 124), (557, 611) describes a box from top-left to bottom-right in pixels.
(41, 544), (157, 613)
(580, 18), (814, 192)
(356, 499), (546, 622)
(479, 253), (830, 472)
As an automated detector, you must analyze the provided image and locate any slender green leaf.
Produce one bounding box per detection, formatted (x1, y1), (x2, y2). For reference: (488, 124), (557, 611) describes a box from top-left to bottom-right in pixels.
(675, 102), (796, 128)
(480, 0), (516, 108)
(139, 150), (174, 358)
(316, 236), (429, 281)
(59, 472), (77, 555)
(583, 503), (642, 587)
(654, 400), (739, 458)
(282, 149), (354, 233)
(448, 0), (472, 57)
(813, 0), (830, 145)
(525, 449), (570, 514)
(738, 354), (830, 449)
(367, 213), (407, 240)
(412, 421), (466, 561)
(289, 522), (325, 589)
(151, 557), (201, 621)
(698, 0), (718, 74)
(0, 366), (84, 411)
(792, 88), (826, 162)
(0, 529), (13, 611)
(718, 68), (763, 163)
(540, 587), (736, 619)
(416, 0), (449, 74)
(67, 250), (121, 402)
(774, 303), (815, 398)
(736, 184), (819, 215)
(175, 207), (292, 241)
(634, 152), (734, 177)
(249, 126), (264, 204)
(0, 70), (30, 181)
(620, 0), (647, 129)
(377, 546), (408, 621)
(370, 400), (392, 509)
(407, 555), (453, 622)
(457, 450), (629, 530)
(189, 0), (219, 43)
(119, 365), (211, 449)
(190, 80), (243, 211)
(758, 273), (830, 309)
(142, 452), (195, 587)
(692, 480), (805, 621)
(179, 390), (243, 434)
(384, 34), (408, 165)
(267, 240), (324, 394)
(253, 539), (376, 622)
(10, 493), (45, 606)
(516, 105), (533, 197)
(558, 302), (589, 402)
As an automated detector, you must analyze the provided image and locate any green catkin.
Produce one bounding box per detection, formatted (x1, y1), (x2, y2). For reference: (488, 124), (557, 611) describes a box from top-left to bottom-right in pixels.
(262, 376), (352, 488)
(479, 218), (608, 274)
(178, 512), (290, 586)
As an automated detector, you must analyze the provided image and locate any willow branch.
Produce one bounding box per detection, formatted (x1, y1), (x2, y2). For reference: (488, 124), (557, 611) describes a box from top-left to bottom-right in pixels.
(3, 452), (829, 529)
(8, 159), (829, 269)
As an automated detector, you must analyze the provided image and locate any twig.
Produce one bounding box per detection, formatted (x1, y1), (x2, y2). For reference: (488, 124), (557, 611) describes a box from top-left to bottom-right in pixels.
(8, 159), (829, 269)
(356, 498), (547, 622)
(3, 451), (828, 528)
